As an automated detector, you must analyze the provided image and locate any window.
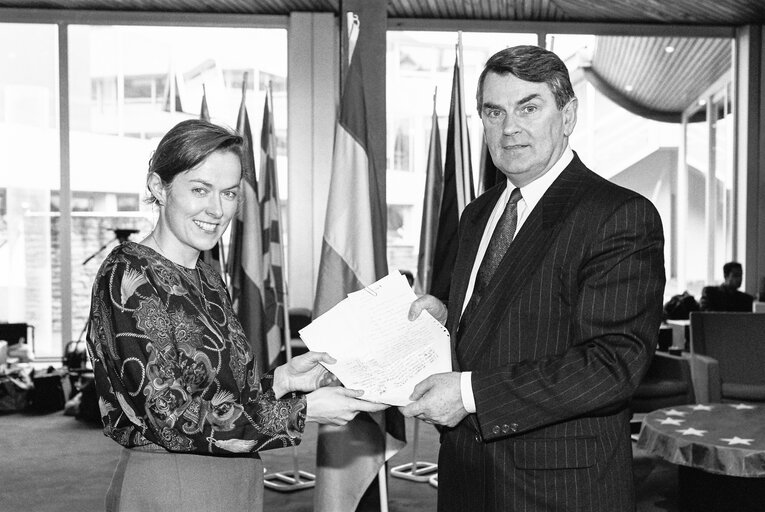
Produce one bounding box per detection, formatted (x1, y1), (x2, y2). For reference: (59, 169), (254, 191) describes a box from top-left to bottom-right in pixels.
(386, 31), (537, 276)
(1, 21), (287, 359)
(0, 23), (59, 357)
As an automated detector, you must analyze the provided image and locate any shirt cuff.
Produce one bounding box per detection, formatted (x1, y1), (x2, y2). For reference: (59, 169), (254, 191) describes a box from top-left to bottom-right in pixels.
(460, 371), (476, 413)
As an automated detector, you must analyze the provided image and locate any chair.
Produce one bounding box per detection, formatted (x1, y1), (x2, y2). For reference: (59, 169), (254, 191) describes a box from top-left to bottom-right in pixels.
(689, 312), (765, 403)
(630, 351), (696, 414)
(0, 323), (35, 351)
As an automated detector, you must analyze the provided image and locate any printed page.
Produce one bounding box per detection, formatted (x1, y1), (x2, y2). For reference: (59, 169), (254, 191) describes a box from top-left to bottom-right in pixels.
(299, 272), (451, 406)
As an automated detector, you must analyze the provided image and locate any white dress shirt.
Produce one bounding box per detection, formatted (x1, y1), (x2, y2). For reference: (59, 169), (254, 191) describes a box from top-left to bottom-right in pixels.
(460, 146), (574, 413)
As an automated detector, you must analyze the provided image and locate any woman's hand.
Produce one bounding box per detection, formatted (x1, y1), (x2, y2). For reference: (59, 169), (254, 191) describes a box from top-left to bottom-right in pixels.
(306, 387), (389, 426)
(408, 294), (448, 325)
(272, 351), (339, 399)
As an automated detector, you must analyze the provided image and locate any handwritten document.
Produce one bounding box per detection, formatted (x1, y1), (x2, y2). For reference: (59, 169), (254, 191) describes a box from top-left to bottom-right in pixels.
(299, 272), (451, 406)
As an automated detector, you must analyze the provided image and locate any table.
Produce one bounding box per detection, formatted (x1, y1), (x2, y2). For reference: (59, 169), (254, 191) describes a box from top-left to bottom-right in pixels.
(638, 404), (765, 511)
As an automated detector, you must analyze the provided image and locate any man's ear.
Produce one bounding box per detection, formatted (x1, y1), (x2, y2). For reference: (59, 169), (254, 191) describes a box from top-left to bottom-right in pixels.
(562, 97), (578, 137)
(147, 172), (167, 205)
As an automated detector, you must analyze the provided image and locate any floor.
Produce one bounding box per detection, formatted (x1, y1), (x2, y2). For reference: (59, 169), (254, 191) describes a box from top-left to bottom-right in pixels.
(0, 410), (679, 511)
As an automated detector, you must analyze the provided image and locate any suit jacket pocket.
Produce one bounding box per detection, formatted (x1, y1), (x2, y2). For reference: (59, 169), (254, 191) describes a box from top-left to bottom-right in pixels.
(513, 436), (597, 470)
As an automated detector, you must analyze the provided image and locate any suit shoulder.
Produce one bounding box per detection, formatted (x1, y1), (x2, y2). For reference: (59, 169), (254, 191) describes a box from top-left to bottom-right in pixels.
(574, 164), (658, 215)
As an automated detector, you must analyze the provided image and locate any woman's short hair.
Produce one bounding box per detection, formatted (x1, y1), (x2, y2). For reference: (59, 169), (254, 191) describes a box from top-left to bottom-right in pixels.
(475, 45), (576, 113)
(146, 119), (243, 204)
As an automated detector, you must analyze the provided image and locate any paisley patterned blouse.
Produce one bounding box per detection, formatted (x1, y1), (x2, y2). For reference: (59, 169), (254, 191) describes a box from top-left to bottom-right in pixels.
(86, 241), (306, 457)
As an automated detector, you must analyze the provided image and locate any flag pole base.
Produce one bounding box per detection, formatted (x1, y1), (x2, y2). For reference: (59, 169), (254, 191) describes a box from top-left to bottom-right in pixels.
(263, 470), (316, 492)
(428, 473), (439, 488)
(390, 461), (438, 482)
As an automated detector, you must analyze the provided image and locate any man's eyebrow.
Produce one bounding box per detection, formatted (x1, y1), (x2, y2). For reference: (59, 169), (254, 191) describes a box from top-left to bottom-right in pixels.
(481, 101), (504, 110)
(516, 93), (542, 105)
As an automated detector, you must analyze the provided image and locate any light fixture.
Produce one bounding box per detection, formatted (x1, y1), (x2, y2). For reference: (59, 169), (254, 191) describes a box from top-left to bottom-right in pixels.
(665, 46), (675, 54)
(625, 85), (634, 92)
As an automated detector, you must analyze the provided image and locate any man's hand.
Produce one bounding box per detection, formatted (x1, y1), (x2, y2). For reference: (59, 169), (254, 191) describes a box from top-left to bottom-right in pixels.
(306, 387), (389, 426)
(409, 294), (447, 326)
(400, 372), (468, 427)
(273, 351), (339, 398)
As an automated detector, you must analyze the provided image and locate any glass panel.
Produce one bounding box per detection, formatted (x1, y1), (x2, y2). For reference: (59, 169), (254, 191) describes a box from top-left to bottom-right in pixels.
(386, 31), (537, 275)
(548, 34), (732, 300)
(712, 85), (734, 284)
(684, 105), (710, 297)
(68, 25), (287, 343)
(0, 23), (59, 357)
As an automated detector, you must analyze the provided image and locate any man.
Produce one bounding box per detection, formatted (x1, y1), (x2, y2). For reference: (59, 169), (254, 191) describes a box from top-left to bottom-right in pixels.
(402, 45), (665, 511)
(700, 261), (754, 312)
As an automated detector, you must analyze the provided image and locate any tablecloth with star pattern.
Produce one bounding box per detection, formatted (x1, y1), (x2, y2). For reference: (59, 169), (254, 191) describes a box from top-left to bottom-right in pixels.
(637, 403), (765, 477)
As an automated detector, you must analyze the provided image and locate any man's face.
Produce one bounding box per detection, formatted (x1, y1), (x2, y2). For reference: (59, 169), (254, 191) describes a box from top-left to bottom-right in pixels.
(480, 72), (577, 188)
(725, 267), (743, 289)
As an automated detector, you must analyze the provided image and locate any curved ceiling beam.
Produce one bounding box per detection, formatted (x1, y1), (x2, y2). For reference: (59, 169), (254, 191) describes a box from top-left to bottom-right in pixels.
(581, 66), (682, 123)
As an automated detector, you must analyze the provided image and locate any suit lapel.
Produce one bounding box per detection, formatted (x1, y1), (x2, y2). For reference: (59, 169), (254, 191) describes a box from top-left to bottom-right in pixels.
(446, 182), (506, 371)
(456, 157), (590, 368)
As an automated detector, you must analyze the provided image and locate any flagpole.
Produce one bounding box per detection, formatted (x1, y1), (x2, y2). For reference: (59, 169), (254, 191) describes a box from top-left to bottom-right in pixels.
(457, 32), (473, 207)
(260, 82), (315, 492)
(391, 88), (439, 484)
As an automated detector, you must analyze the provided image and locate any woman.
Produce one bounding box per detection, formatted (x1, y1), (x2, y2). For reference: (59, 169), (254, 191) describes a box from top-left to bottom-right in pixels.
(86, 119), (386, 511)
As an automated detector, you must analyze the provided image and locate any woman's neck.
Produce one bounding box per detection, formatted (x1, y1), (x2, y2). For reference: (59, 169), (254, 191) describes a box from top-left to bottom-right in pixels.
(142, 230), (199, 269)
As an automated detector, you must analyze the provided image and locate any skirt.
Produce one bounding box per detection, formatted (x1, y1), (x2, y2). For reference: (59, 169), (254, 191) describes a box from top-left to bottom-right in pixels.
(106, 445), (264, 512)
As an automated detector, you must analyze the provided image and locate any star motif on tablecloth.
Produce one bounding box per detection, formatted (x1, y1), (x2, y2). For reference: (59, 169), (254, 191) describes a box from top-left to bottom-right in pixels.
(663, 409), (687, 416)
(676, 428), (707, 436)
(729, 403), (755, 410)
(689, 404), (713, 411)
(719, 436), (754, 446)
(657, 417), (685, 426)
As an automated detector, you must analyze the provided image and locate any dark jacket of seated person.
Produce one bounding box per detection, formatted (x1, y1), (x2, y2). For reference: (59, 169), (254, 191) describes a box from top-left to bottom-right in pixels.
(700, 285), (754, 312)
(700, 262), (754, 312)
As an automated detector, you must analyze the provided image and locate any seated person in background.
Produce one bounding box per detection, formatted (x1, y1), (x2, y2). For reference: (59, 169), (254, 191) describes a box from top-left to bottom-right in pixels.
(700, 261), (754, 312)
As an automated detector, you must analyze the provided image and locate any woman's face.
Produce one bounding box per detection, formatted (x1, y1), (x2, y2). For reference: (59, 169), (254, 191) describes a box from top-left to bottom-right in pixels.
(158, 150), (241, 258)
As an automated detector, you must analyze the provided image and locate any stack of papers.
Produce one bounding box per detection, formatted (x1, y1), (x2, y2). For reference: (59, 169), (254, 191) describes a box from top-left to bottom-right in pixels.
(299, 272), (451, 406)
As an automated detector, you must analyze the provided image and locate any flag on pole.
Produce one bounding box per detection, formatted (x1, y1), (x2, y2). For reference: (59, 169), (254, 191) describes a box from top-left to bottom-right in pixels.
(199, 83), (211, 121)
(199, 83), (225, 276)
(415, 89), (443, 296)
(259, 85), (288, 369)
(227, 74), (270, 375)
(478, 132), (503, 195)
(429, 34), (475, 301)
(313, 13), (405, 512)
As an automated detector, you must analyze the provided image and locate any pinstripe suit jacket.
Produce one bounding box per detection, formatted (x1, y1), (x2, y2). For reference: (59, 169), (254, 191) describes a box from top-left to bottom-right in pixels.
(438, 154), (665, 512)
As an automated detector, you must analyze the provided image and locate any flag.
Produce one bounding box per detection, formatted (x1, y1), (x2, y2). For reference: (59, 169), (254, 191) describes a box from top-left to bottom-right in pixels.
(415, 89), (443, 296)
(478, 132), (503, 195)
(259, 86), (288, 369)
(429, 36), (475, 301)
(313, 13), (406, 512)
(163, 66), (184, 113)
(199, 83), (224, 276)
(227, 75), (270, 376)
(199, 83), (211, 121)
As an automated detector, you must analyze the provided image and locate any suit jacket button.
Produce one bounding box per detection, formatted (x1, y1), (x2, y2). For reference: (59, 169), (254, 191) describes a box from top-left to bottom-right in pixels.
(474, 434), (481, 443)
(492, 425), (501, 435)
(501, 424), (510, 434)
(510, 423), (519, 432)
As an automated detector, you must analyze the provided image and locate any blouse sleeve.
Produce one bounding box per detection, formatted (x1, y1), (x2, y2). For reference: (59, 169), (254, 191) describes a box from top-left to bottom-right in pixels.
(87, 252), (306, 456)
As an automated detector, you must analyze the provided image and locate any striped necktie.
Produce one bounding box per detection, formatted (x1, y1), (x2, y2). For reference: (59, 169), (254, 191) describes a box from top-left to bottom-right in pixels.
(459, 188), (522, 334)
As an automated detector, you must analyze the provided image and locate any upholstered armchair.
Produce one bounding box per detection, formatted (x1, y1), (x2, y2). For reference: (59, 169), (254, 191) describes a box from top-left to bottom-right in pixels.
(689, 312), (765, 403)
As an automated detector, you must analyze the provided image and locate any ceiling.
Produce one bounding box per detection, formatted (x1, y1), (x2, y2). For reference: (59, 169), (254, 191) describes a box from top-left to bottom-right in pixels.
(1, 0), (755, 120)
(1, 0), (764, 24)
